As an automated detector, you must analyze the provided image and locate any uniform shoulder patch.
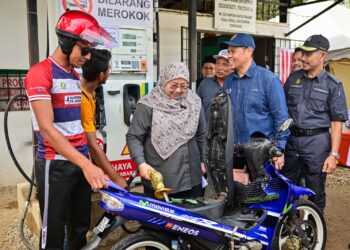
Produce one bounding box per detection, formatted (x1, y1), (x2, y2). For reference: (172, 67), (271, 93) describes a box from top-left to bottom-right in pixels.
(326, 72), (342, 85)
(287, 70), (303, 83)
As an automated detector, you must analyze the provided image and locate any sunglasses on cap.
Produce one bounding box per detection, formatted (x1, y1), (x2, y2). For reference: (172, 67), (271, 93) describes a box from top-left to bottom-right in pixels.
(76, 43), (94, 56)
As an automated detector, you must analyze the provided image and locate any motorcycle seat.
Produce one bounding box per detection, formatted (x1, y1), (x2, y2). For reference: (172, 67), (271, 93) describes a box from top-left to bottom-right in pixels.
(186, 198), (226, 220)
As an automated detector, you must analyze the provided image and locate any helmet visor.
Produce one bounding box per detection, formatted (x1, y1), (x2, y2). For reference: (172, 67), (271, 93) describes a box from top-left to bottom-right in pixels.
(80, 27), (117, 48)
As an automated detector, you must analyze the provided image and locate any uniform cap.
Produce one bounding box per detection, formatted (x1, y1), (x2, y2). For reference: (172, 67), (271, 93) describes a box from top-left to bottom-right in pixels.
(299, 35), (330, 52)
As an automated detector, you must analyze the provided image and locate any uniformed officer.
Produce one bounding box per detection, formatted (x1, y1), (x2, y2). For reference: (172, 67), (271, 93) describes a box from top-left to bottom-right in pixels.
(282, 35), (348, 212)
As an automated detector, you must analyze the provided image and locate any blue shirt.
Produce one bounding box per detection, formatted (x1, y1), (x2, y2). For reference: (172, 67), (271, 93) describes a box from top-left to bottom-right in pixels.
(223, 61), (289, 148)
(197, 77), (222, 123)
(284, 69), (348, 129)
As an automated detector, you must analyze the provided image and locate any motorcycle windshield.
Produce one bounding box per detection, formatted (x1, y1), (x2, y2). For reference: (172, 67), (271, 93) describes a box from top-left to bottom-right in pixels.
(80, 27), (117, 48)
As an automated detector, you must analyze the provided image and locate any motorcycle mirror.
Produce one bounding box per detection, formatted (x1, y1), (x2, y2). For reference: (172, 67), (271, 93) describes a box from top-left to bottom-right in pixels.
(279, 118), (293, 132)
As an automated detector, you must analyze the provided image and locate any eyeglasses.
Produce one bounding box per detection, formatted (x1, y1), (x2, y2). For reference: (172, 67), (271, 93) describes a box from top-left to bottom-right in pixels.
(76, 43), (94, 56)
(168, 84), (189, 92)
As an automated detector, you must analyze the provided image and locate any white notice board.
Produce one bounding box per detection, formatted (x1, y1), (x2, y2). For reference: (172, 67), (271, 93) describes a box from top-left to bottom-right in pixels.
(214, 0), (257, 33)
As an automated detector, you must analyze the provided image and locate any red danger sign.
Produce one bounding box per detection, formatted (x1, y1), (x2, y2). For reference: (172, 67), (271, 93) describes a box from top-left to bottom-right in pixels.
(110, 159), (137, 179)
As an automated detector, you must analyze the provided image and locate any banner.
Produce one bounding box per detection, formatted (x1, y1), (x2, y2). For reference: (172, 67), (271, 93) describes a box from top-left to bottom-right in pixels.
(59, 0), (153, 28)
(279, 48), (293, 85)
(0, 74), (29, 111)
(214, 0), (257, 33)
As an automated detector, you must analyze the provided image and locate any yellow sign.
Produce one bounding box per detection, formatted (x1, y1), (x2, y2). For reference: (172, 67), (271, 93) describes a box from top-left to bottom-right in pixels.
(121, 144), (130, 156)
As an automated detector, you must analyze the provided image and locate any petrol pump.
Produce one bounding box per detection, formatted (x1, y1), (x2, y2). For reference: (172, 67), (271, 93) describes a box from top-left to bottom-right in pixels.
(50, 0), (154, 181)
(98, 27), (153, 181)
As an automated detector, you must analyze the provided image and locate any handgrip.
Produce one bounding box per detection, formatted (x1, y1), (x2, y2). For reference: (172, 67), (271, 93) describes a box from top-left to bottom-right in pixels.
(268, 145), (283, 157)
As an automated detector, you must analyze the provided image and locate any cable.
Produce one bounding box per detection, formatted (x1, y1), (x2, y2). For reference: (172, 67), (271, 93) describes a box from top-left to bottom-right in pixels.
(4, 94), (36, 186)
(19, 169), (36, 250)
(4, 93), (37, 249)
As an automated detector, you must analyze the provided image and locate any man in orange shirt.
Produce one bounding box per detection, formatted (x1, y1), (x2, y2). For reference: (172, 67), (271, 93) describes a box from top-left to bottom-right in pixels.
(81, 49), (127, 188)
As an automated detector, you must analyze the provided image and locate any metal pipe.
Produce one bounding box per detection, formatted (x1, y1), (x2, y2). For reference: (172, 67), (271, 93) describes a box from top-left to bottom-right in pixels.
(188, 0), (197, 87)
(26, 0), (39, 165)
(279, 0), (288, 23)
(155, 0), (160, 79)
(285, 0), (344, 37)
(26, 0), (39, 67)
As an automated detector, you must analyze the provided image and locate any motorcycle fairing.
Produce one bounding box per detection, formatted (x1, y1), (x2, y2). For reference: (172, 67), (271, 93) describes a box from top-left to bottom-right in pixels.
(205, 92), (235, 206)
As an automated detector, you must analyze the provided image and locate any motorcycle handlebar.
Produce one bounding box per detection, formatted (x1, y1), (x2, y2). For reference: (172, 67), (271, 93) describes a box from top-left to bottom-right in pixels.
(268, 145), (283, 157)
(238, 138), (283, 158)
(237, 144), (244, 153)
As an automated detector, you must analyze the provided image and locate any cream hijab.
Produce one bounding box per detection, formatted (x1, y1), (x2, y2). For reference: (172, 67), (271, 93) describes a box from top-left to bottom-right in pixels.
(138, 61), (201, 160)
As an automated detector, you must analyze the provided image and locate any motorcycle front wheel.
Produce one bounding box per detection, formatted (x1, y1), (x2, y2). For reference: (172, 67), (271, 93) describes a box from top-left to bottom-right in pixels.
(273, 199), (326, 250)
(112, 230), (170, 250)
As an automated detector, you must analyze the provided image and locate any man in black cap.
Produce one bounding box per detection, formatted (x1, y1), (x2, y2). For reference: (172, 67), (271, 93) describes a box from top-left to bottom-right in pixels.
(282, 34), (348, 212)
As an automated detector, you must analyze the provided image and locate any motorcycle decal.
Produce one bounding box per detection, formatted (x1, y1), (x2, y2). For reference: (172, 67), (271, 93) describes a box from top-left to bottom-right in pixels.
(165, 222), (200, 236)
(138, 200), (175, 214)
(266, 211), (280, 217)
(282, 203), (293, 214)
(179, 214), (218, 226)
(258, 226), (267, 232)
(255, 232), (268, 239)
(132, 199), (269, 244)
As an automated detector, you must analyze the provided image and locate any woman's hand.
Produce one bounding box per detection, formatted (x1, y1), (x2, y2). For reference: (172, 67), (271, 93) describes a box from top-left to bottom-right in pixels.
(138, 162), (154, 180)
(201, 162), (206, 175)
(273, 154), (285, 170)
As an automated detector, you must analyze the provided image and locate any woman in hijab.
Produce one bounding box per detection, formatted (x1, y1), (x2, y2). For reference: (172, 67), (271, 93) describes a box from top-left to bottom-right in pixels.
(126, 61), (206, 198)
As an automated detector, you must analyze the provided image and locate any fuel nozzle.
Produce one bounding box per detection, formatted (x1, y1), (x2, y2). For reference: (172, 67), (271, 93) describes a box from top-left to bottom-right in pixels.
(149, 169), (172, 202)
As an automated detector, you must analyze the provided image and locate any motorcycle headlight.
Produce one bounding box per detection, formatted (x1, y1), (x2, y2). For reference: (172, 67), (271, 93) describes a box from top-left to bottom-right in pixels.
(101, 192), (124, 211)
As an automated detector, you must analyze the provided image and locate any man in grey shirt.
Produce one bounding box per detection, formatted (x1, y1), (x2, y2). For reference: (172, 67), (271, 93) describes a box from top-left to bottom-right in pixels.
(197, 50), (233, 122)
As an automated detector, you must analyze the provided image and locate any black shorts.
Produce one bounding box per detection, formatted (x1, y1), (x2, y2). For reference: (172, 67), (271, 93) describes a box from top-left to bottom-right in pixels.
(35, 158), (91, 249)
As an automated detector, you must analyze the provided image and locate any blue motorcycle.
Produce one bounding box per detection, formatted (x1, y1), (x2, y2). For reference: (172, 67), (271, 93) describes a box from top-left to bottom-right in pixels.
(83, 92), (326, 250)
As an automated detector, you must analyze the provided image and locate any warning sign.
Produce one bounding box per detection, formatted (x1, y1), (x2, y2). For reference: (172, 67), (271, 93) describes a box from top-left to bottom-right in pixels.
(121, 144), (129, 156)
(110, 159), (137, 178)
(62, 0), (93, 14)
(59, 0), (153, 28)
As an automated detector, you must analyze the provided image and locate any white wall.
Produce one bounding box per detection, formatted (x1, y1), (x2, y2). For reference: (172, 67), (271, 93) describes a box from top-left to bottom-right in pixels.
(157, 10), (290, 71)
(0, 111), (33, 186)
(0, 0), (49, 70)
(0, 1), (49, 185)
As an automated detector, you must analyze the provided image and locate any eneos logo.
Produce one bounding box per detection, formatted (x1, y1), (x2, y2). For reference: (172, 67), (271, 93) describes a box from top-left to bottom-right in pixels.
(165, 222), (199, 236)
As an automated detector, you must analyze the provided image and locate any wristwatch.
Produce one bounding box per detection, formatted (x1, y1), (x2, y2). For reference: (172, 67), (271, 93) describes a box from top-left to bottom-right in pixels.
(330, 152), (340, 159)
